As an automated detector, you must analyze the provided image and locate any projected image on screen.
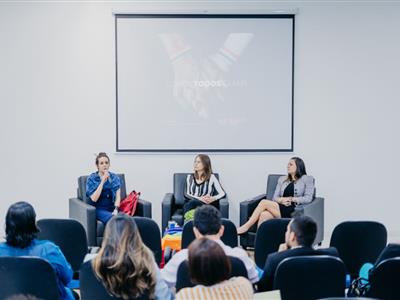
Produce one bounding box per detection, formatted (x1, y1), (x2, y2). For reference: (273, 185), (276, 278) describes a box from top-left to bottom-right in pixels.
(116, 15), (294, 152)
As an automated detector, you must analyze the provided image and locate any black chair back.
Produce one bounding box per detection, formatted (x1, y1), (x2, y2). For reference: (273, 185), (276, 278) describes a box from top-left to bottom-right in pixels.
(37, 218), (88, 273)
(176, 256), (247, 291)
(274, 255), (346, 300)
(133, 216), (162, 265)
(266, 174), (282, 199)
(0, 256), (60, 299)
(173, 173), (220, 206)
(181, 218), (237, 249)
(78, 174), (127, 203)
(254, 218), (291, 268)
(329, 221), (387, 277)
(80, 261), (148, 300)
(367, 257), (400, 299)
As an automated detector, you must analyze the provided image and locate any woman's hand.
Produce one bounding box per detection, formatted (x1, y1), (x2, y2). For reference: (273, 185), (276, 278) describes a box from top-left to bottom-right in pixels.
(101, 171), (109, 183)
(279, 197), (292, 206)
(201, 195), (214, 204)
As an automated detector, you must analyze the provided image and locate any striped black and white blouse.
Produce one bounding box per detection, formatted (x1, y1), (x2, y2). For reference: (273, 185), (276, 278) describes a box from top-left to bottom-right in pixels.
(184, 174), (226, 201)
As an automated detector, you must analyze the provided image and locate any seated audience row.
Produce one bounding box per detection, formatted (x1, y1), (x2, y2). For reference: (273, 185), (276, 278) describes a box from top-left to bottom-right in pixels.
(2, 201), (398, 300)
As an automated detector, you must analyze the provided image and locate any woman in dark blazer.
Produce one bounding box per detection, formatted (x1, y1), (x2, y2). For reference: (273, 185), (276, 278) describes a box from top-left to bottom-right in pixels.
(237, 157), (315, 235)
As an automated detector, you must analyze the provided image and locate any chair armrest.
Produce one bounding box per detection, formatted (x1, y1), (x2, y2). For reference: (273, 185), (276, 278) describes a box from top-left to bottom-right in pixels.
(295, 197), (324, 244)
(219, 196), (229, 219)
(162, 193), (174, 231)
(239, 194), (266, 226)
(136, 198), (152, 218)
(69, 198), (97, 247)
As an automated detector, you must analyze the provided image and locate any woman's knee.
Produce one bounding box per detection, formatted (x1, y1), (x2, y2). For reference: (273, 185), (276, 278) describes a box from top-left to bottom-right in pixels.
(259, 211), (273, 221)
(265, 200), (279, 211)
(258, 199), (270, 209)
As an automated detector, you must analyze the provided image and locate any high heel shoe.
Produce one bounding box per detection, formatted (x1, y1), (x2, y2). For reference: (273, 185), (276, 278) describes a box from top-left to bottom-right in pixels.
(237, 226), (249, 235)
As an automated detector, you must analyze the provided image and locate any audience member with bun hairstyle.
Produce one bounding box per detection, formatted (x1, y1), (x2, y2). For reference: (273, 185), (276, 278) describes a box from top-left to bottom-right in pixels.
(176, 238), (253, 300)
(92, 214), (172, 300)
(86, 152), (121, 224)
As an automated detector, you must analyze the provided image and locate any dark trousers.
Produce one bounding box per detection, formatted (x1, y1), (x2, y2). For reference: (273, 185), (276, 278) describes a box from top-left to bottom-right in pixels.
(183, 199), (220, 214)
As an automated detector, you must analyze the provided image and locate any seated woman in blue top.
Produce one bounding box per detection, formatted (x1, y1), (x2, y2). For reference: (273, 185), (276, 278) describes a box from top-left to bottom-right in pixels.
(183, 154), (226, 220)
(0, 202), (74, 300)
(92, 214), (173, 300)
(86, 152), (121, 224)
(237, 157), (315, 235)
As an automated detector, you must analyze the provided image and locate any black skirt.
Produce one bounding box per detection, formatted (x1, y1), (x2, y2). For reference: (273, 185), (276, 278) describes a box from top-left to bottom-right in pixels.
(279, 203), (296, 218)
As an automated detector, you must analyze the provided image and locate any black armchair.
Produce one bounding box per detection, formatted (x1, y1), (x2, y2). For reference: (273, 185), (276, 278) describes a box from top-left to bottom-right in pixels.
(329, 221), (387, 279)
(274, 256), (346, 300)
(36, 218), (88, 274)
(240, 174), (324, 249)
(161, 173), (229, 231)
(0, 257), (60, 299)
(69, 174), (152, 246)
(367, 257), (400, 299)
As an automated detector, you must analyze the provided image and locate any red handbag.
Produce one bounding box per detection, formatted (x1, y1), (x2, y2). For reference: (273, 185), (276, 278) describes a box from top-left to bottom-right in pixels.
(119, 190), (141, 216)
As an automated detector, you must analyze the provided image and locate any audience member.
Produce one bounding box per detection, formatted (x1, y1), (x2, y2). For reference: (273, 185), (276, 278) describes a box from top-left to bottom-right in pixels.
(257, 215), (338, 292)
(162, 205), (258, 288)
(0, 202), (74, 300)
(238, 157), (315, 234)
(86, 152), (121, 224)
(92, 214), (172, 300)
(176, 238), (253, 300)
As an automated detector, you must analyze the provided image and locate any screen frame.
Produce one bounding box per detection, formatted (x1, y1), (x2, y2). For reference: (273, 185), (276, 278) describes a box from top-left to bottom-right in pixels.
(115, 14), (295, 153)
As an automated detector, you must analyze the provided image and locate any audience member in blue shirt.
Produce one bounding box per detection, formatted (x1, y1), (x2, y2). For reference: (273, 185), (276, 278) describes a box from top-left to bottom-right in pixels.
(0, 202), (74, 300)
(86, 152), (121, 224)
(92, 214), (173, 300)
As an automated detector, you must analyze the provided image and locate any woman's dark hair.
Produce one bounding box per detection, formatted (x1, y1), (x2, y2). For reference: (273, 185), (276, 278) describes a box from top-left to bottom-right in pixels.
(194, 154), (213, 181)
(5, 202), (39, 248)
(289, 157), (307, 181)
(93, 214), (157, 300)
(188, 238), (231, 286)
(95, 152), (110, 165)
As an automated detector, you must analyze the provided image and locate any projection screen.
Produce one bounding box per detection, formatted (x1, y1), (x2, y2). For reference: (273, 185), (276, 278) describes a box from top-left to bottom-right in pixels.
(115, 14), (294, 152)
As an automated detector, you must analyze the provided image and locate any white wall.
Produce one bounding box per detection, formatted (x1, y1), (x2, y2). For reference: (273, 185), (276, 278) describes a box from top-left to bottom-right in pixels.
(0, 1), (399, 243)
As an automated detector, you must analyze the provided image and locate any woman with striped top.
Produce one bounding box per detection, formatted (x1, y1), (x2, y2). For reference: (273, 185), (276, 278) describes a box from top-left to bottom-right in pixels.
(176, 238), (253, 300)
(183, 154), (226, 217)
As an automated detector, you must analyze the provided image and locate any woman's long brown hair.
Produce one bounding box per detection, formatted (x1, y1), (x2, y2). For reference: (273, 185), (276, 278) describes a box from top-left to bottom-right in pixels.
(194, 154), (213, 181)
(92, 214), (157, 299)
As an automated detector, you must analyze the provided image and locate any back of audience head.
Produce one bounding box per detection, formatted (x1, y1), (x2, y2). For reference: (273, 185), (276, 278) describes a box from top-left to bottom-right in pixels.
(286, 215), (317, 248)
(193, 205), (224, 238)
(188, 238), (231, 286)
(5, 202), (39, 248)
(93, 214), (157, 300)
